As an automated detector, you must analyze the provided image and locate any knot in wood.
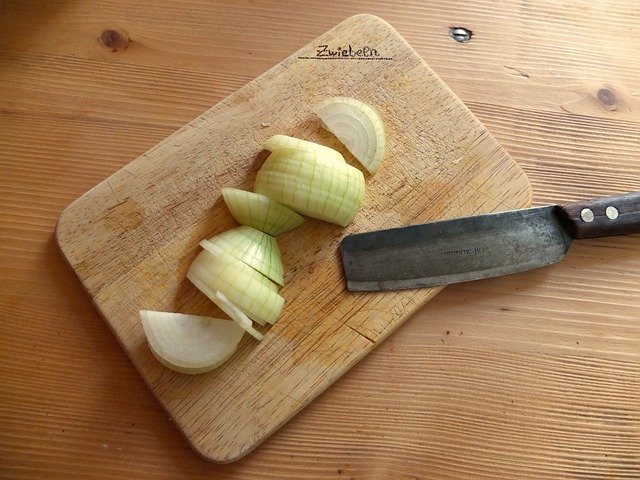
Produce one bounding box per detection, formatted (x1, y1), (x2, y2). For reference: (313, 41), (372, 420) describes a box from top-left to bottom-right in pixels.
(596, 87), (619, 111)
(100, 29), (130, 52)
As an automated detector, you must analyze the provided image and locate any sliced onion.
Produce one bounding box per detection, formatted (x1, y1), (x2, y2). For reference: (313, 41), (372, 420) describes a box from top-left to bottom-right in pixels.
(187, 244), (284, 325)
(254, 148), (365, 227)
(140, 310), (245, 374)
(201, 226), (284, 285)
(191, 244), (277, 294)
(186, 271), (265, 339)
(264, 134), (345, 164)
(314, 97), (385, 174)
(212, 290), (264, 341)
(221, 188), (305, 236)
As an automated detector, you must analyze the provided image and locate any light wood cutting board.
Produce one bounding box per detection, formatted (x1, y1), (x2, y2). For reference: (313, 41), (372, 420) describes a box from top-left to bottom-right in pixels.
(56, 14), (532, 463)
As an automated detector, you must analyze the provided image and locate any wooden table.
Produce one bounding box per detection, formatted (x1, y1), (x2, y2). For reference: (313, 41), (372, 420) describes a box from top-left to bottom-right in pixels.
(2, 1), (639, 478)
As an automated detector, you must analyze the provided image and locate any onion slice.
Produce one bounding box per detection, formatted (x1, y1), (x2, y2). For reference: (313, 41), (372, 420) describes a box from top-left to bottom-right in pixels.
(212, 290), (264, 341)
(140, 310), (245, 374)
(187, 244), (284, 325)
(221, 188), (305, 236)
(201, 226), (284, 285)
(255, 148), (365, 226)
(186, 273), (264, 340)
(314, 97), (385, 174)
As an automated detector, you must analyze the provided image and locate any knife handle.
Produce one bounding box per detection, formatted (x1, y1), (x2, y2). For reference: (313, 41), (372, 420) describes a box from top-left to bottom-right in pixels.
(556, 192), (640, 239)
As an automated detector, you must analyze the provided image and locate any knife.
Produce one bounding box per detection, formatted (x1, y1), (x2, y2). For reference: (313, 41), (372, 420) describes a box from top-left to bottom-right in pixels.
(340, 192), (640, 291)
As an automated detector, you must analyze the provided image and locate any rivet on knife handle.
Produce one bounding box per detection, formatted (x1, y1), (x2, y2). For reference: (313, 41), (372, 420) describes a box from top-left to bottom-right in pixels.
(555, 192), (640, 239)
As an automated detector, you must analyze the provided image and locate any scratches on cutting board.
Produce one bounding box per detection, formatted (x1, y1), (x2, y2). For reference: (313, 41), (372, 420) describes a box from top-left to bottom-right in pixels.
(345, 323), (376, 344)
(106, 178), (120, 203)
(504, 65), (530, 79)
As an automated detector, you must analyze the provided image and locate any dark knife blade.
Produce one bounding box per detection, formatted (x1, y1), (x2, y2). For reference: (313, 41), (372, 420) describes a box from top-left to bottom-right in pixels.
(340, 192), (640, 291)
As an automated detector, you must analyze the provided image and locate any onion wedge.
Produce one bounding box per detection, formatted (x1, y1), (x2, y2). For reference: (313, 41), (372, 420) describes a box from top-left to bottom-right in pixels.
(186, 274), (264, 341)
(140, 310), (245, 374)
(255, 148), (365, 226)
(314, 97), (385, 174)
(187, 244), (284, 325)
(212, 291), (264, 341)
(221, 188), (305, 236)
(201, 226), (284, 285)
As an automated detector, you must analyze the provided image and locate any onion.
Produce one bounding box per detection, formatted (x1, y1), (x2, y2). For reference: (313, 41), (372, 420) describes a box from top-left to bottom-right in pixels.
(139, 310), (245, 374)
(186, 243), (284, 325)
(254, 148), (365, 226)
(187, 273), (264, 341)
(212, 290), (264, 341)
(264, 134), (345, 164)
(201, 226), (284, 285)
(221, 188), (305, 236)
(141, 112), (380, 373)
(314, 97), (385, 174)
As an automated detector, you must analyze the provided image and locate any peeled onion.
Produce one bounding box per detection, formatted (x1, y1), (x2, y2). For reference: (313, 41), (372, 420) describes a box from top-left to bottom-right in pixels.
(140, 310), (245, 374)
(221, 188), (305, 236)
(254, 148), (365, 226)
(314, 96), (385, 174)
(201, 226), (284, 285)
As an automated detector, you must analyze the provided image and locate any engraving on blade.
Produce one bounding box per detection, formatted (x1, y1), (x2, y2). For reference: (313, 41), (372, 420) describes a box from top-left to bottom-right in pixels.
(340, 206), (573, 291)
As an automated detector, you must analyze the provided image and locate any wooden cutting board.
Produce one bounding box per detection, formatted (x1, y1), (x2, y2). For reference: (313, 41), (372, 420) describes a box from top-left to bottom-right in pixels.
(56, 14), (532, 463)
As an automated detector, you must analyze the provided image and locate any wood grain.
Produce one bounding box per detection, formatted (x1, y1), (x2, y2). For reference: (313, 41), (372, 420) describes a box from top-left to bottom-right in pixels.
(1, 0), (639, 478)
(54, 14), (531, 462)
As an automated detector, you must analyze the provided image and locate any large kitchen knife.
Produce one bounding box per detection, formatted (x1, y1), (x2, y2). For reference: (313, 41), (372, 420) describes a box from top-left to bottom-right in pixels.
(340, 192), (640, 291)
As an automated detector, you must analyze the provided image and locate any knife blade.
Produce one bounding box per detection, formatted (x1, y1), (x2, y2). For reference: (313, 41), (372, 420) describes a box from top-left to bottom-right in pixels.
(340, 192), (640, 291)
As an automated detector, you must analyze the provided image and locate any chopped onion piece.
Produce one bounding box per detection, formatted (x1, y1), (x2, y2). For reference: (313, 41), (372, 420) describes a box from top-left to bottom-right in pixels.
(187, 244), (284, 325)
(187, 271), (266, 333)
(314, 97), (385, 174)
(264, 134), (345, 164)
(192, 244), (278, 293)
(140, 310), (245, 374)
(221, 188), (305, 236)
(201, 226), (284, 285)
(213, 291), (264, 341)
(255, 148), (365, 226)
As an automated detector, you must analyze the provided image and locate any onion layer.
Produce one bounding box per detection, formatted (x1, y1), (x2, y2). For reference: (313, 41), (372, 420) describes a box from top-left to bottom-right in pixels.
(314, 97), (385, 174)
(187, 244), (284, 325)
(140, 310), (245, 374)
(201, 226), (284, 285)
(221, 188), (305, 236)
(264, 134), (345, 164)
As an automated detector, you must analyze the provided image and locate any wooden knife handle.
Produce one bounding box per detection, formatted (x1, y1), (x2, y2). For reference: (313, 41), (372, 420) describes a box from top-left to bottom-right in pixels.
(556, 192), (640, 239)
